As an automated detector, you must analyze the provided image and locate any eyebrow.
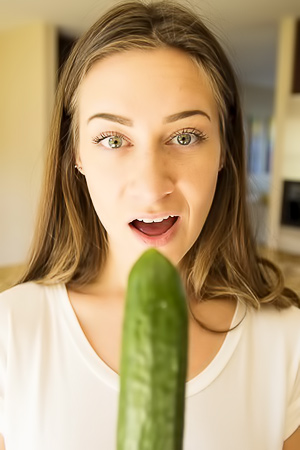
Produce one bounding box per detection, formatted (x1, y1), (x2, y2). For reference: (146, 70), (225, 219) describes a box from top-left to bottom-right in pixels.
(164, 110), (211, 123)
(87, 109), (211, 126)
(87, 113), (133, 126)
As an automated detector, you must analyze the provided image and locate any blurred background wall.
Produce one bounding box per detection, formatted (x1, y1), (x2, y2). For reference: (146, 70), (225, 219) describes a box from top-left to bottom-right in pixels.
(0, 23), (56, 265)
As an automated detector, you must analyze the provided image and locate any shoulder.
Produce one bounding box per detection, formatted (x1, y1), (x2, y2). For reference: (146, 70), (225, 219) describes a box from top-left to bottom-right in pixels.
(0, 282), (65, 328)
(0, 282), (49, 313)
(0, 281), (64, 303)
(246, 304), (300, 359)
(248, 305), (300, 328)
(254, 303), (300, 331)
(0, 282), (67, 358)
(1, 281), (45, 300)
(249, 303), (300, 336)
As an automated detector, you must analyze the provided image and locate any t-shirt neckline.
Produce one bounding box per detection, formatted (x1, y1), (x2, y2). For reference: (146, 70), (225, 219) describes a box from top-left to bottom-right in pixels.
(54, 283), (246, 397)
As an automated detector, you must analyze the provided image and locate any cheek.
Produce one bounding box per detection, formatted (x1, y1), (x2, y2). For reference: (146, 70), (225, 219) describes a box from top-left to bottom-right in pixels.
(187, 165), (219, 218)
(82, 165), (120, 222)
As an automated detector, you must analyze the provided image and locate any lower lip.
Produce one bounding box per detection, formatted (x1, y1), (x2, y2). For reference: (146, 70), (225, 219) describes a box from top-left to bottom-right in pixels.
(129, 217), (181, 246)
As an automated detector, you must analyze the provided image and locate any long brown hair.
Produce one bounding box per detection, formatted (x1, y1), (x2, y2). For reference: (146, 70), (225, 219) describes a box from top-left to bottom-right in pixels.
(20, 0), (299, 309)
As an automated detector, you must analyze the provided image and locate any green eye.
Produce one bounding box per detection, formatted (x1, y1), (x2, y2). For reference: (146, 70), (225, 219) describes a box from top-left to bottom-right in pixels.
(167, 129), (208, 147)
(176, 133), (192, 145)
(92, 132), (131, 149)
(108, 136), (123, 148)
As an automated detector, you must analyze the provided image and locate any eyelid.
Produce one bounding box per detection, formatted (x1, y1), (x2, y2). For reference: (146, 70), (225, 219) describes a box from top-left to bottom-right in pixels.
(166, 127), (208, 143)
(91, 131), (132, 146)
(91, 127), (208, 147)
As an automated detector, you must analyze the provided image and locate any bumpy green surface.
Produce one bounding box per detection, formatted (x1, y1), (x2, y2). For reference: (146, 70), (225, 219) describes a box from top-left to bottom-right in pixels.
(117, 249), (188, 450)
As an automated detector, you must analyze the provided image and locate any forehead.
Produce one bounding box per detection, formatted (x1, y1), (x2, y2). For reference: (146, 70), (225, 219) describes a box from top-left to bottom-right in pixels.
(77, 47), (219, 121)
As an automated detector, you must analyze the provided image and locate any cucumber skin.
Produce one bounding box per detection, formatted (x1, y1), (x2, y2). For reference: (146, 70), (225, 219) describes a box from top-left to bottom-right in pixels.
(117, 249), (188, 450)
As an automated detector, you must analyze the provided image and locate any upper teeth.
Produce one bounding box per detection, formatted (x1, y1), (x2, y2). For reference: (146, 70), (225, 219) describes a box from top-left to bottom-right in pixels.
(136, 215), (176, 223)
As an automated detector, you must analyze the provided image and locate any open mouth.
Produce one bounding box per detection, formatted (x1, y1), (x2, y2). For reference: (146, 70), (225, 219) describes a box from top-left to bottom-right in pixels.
(129, 216), (179, 236)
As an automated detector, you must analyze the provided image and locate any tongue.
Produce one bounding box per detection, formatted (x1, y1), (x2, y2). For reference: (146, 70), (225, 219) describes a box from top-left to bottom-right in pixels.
(132, 216), (177, 236)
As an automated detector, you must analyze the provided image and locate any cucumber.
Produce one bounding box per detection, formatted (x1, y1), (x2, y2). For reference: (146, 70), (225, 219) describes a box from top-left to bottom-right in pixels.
(117, 248), (188, 450)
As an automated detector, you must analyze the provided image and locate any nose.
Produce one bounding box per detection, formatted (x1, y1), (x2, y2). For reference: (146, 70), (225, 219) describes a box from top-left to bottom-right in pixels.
(126, 149), (175, 203)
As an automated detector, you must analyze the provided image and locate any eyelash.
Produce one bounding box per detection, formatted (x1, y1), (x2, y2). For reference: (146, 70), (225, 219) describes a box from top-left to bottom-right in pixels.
(91, 131), (128, 145)
(91, 128), (208, 147)
(167, 128), (208, 144)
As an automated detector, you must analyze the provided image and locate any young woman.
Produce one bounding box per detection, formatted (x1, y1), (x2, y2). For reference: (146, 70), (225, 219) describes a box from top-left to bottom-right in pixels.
(0, 1), (299, 449)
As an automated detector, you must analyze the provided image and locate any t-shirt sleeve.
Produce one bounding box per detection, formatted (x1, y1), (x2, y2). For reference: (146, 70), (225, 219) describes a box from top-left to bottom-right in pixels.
(0, 292), (8, 435)
(0, 398), (4, 436)
(284, 340), (300, 440)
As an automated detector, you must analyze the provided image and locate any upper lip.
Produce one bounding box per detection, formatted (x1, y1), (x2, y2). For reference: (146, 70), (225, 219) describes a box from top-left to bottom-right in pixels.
(128, 213), (180, 223)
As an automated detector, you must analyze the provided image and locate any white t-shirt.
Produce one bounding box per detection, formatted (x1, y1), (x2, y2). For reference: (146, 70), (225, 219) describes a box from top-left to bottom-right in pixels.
(0, 282), (299, 449)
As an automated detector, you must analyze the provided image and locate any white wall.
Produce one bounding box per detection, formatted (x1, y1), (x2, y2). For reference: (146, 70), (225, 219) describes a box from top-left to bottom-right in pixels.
(0, 22), (56, 266)
(242, 84), (274, 119)
(282, 96), (300, 179)
(268, 17), (300, 254)
(241, 84), (274, 246)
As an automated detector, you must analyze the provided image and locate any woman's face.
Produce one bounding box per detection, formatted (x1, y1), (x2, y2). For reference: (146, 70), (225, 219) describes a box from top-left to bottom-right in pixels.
(77, 47), (221, 273)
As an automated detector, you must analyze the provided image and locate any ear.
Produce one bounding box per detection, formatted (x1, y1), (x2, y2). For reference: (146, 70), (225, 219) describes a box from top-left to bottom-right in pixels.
(75, 160), (85, 175)
(218, 149), (226, 172)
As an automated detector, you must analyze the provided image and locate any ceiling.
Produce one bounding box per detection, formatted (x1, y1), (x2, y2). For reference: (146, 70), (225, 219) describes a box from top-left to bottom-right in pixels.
(1, 0), (300, 88)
